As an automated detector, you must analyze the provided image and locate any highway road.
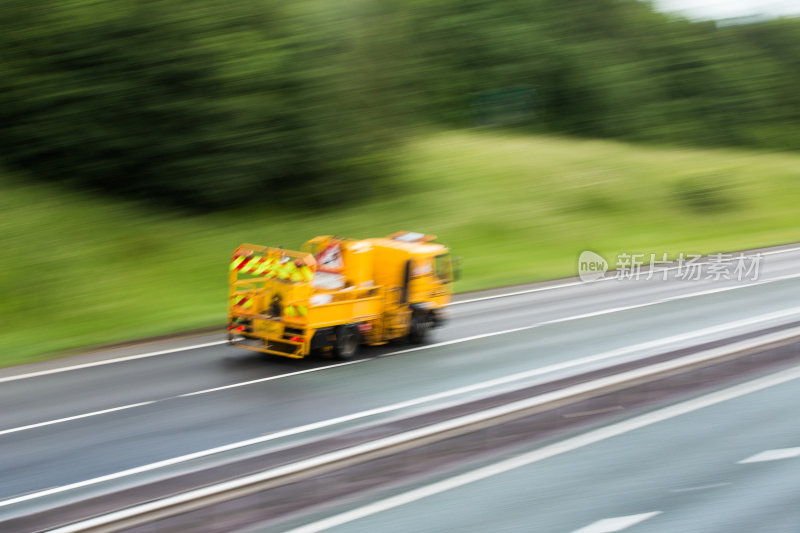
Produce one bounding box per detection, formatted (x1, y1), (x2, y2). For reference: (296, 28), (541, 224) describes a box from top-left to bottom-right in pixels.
(1, 244), (799, 526)
(271, 363), (800, 533)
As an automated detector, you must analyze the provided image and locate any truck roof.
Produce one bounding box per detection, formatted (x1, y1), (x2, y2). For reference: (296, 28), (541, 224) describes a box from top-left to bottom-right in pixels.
(365, 237), (449, 256)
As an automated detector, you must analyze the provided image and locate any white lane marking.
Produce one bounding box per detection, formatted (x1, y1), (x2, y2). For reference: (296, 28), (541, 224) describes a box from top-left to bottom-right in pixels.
(572, 512), (662, 533)
(392, 272), (800, 358)
(451, 245), (800, 306)
(3, 245), (798, 384)
(0, 402), (155, 437)
(536, 272), (800, 328)
(5, 315), (800, 509)
(0, 340), (228, 384)
(738, 447), (800, 464)
(5, 304), (800, 438)
(281, 363), (800, 533)
(669, 482), (731, 493)
(454, 270), (800, 313)
(178, 359), (368, 396)
(452, 281), (589, 305)
(761, 246), (800, 256)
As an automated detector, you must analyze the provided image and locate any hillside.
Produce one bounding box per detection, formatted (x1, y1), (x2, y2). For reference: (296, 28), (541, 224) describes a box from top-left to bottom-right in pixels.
(1, 130), (798, 365)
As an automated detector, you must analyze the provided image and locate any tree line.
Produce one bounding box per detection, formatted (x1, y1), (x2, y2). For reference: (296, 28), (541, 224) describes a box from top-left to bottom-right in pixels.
(1, 0), (798, 208)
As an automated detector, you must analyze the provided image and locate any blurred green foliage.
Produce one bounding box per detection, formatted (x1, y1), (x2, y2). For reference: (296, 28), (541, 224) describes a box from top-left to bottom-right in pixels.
(0, 0), (799, 208)
(395, 0), (800, 147)
(0, 0), (398, 208)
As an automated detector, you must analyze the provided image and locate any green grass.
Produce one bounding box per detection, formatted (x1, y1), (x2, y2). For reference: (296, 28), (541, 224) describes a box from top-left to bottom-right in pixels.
(2, 130), (799, 366)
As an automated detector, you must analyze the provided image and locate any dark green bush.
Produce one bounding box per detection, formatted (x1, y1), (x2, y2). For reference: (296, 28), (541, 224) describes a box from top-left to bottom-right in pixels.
(0, 0), (397, 209)
(673, 176), (737, 213)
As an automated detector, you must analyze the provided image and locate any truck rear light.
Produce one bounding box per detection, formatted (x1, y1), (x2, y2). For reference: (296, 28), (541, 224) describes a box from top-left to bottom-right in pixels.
(290, 336), (304, 342)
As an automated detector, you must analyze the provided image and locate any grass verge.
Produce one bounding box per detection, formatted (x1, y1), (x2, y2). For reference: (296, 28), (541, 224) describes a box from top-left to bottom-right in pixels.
(1, 130), (798, 366)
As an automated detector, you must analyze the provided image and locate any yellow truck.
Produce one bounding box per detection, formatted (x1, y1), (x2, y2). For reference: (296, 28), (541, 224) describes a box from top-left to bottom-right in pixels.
(228, 232), (456, 359)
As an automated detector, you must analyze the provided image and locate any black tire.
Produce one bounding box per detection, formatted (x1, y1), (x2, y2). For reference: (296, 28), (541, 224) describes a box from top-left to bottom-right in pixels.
(409, 313), (431, 344)
(334, 325), (359, 360)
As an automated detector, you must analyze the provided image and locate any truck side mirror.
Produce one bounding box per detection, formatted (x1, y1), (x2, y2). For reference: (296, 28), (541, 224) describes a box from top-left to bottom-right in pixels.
(452, 256), (462, 282)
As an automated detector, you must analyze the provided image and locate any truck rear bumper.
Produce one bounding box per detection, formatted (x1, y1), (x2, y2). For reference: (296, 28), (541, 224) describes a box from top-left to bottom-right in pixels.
(228, 334), (307, 359)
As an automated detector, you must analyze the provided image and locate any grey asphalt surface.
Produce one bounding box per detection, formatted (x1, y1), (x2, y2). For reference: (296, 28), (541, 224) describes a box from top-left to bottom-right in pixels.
(269, 364), (800, 533)
(1, 244), (799, 521)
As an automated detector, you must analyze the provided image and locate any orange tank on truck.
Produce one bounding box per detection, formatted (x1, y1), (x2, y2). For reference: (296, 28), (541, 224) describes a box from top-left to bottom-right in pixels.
(227, 232), (458, 359)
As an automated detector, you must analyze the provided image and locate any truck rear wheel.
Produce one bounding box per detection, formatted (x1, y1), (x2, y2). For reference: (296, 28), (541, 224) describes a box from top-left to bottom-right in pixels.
(334, 325), (359, 360)
(409, 313), (431, 344)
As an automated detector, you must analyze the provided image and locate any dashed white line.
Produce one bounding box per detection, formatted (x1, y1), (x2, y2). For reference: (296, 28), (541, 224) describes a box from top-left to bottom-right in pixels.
(761, 246), (800, 257)
(669, 482), (731, 493)
(738, 447), (800, 464)
(0, 340), (228, 384)
(178, 359), (368, 397)
(393, 283), (800, 360)
(451, 245), (800, 306)
(572, 512), (662, 533)
(0, 402), (155, 437)
(280, 363), (800, 533)
(526, 272), (800, 328)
